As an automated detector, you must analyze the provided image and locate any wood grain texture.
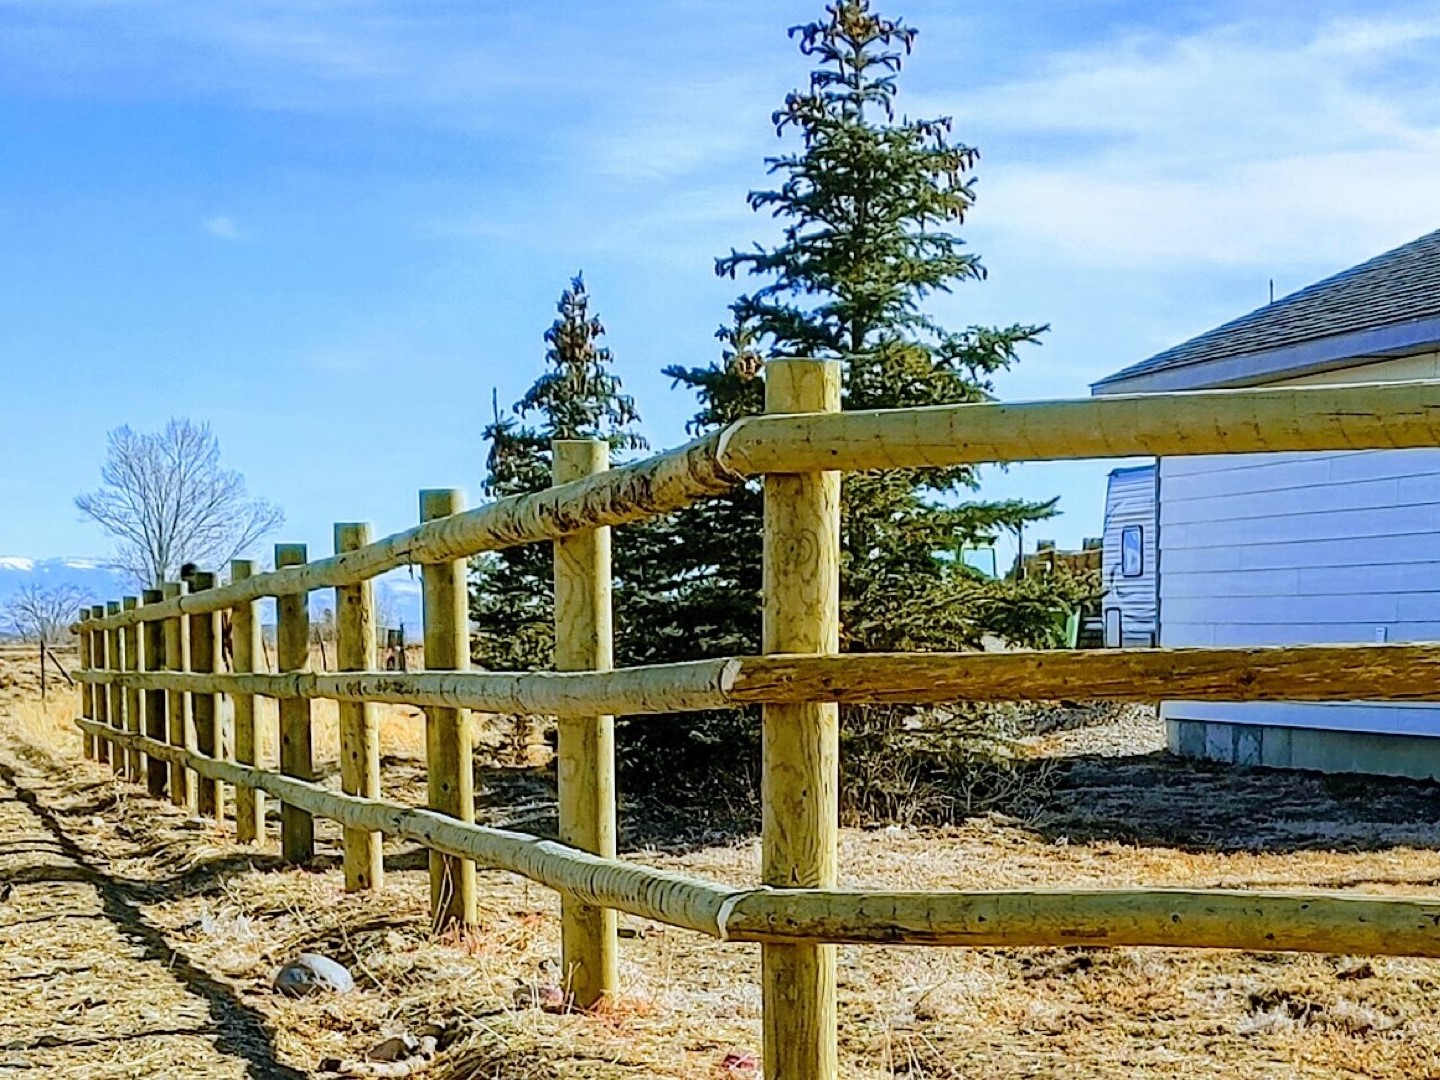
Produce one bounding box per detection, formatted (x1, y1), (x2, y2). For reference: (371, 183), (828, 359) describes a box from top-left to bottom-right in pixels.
(88, 607), (109, 765)
(75, 718), (742, 936)
(162, 581), (195, 811)
(420, 490), (477, 929)
(122, 597), (144, 782)
(78, 431), (741, 631)
(727, 644), (1440, 704)
(78, 616), (94, 760)
(77, 719), (1440, 961)
(142, 589), (168, 799)
(106, 601), (124, 778)
(724, 378), (1440, 473)
(335, 525), (383, 891)
(553, 440), (619, 1009)
(230, 561), (266, 844)
(722, 887), (1440, 956)
(74, 380), (1440, 641)
(276, 544), (314, 863)
(761, 359), (841, 1080)
(188, 574), (224, 821)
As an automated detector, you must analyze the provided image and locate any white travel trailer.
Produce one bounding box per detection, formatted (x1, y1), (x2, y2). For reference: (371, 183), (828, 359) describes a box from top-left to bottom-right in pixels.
(1101, 464), (1158, 648)
(1093, 227), (1440, 779)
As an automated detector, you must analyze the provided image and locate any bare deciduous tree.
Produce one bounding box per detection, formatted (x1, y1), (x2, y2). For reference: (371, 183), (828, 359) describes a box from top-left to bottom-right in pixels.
(3, 582), (91, 645)
(75, 419), (283, 588)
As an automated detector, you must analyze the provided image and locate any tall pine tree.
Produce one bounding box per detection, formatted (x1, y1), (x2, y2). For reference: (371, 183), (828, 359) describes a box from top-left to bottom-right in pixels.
(470, 274), (646, 671)
(716, 0), (1067, 656)
(626, 1), (1088, 819)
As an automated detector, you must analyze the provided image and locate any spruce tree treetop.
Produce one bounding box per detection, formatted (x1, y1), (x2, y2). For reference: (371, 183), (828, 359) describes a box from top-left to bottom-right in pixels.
(712, 0), (1072, 656)
(471, 273), (646, 671)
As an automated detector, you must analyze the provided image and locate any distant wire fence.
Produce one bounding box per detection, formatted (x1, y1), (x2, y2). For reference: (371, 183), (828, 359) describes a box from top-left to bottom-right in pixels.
(74, 365), (1440, 1079)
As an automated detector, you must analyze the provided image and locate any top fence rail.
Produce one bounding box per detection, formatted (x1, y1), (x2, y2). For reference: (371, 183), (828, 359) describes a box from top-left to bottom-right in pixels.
(76, 378), (1440, 631)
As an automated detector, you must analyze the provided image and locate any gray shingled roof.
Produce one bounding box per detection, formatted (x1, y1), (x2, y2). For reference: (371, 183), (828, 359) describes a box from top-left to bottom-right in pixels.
(1096, 227), (1440, 388)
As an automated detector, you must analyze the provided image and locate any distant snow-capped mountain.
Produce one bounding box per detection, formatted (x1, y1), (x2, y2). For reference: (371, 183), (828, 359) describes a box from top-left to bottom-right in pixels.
(0, 557), (424, 637)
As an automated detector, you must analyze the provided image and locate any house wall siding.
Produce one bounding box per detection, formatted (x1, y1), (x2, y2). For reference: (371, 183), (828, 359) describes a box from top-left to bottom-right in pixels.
(1160, 352), (1440, 737)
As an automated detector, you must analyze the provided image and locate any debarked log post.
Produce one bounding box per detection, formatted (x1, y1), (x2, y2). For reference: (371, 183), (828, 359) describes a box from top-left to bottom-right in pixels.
(335, 523), (383, 891)
(760, 358), (842, 1080)
(189, 572), (224, 822)
(420, 489), (477, 930)
(106, 600), (124, 778)
(143, 588), (168, 799)
(230, 560), (266, 844)
(276, 543), (315, 863)
(552, 439), (619, 1009)
(163, 580), (196, 812)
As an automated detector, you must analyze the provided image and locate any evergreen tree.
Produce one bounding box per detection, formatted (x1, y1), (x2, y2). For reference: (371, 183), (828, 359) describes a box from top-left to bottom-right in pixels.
(714, 0), (1069, 658)
(624, 1), (1088, 817)
(615, 319), (768, 801)
(470, 274), (645, 671)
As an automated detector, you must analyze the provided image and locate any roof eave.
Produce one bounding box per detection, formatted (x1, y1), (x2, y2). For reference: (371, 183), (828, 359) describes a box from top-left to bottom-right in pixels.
(1091, 315), (1440, 397)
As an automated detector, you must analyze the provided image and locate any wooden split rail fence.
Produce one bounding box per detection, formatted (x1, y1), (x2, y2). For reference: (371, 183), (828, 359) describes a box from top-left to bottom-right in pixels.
(73, 366), (1440, 1079)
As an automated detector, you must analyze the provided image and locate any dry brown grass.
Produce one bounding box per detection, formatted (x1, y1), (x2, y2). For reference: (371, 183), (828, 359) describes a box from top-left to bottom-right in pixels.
(8, 647), (1440, 1077)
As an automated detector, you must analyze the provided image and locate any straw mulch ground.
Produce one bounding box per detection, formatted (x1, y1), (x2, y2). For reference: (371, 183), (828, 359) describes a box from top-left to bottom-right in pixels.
(6, 648), (1440, 1077)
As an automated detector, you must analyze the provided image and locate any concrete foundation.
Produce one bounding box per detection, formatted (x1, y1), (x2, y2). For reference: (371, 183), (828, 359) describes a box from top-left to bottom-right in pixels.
(1168, 718), (1440, 781)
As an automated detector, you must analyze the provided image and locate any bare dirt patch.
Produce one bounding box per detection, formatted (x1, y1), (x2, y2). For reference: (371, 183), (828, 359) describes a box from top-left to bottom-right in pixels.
(6, 649), (1440, 1077)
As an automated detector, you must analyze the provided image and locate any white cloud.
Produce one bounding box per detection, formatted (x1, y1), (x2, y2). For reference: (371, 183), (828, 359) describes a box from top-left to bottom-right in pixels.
(926, 12), (1440, 270)
(203, 214), (243, 240)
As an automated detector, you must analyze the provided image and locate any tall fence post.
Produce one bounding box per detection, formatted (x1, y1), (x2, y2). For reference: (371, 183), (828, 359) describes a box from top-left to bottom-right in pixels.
(89, 606), (109, 766)
(142, 588), (168, 799)
(336, 523), (383, 891)
(420, 489), (477, 930)
(106, 601), (125, 778)
(188, 572), (225, 822)
(761, 358), (842, 1080)
(230, 560), (266, 844)
(122, 596), (144, 782)
(163, 581), (195, 812)
(276, 544), (315, 863)
(79, 614), (94, 760)
(552, 439), (619, 1008)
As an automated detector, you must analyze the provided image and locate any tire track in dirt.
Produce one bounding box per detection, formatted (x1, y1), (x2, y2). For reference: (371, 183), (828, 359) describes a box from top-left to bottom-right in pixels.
(0, 735), (308, 1079)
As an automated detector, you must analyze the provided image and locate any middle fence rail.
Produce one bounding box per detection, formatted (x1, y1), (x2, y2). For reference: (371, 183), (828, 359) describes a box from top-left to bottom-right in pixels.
(73, 370), (1440, 1080)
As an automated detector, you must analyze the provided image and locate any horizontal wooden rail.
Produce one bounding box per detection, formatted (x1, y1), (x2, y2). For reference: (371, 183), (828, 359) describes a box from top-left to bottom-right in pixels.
(723, 887), (1440, 956)
(75, 380), (1440, 635)
(75, 660), (742, 715)
(728, 643), (1440, 704)
(725, 378), (1440, 473)
(75, 718), (744, 937)
(74, 431), (741, 631)
(78, 642), (1440, 712)
(75, 717), (1440, 958)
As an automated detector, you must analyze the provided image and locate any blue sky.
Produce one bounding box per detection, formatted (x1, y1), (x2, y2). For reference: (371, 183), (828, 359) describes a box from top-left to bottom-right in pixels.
(3, 0), (1439, 568)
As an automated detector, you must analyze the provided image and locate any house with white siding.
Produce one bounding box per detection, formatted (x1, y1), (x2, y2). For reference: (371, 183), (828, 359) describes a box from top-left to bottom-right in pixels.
(1093, 227), (1440, 779)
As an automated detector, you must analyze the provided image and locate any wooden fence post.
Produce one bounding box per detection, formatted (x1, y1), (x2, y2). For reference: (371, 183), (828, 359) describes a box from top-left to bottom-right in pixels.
(142, 589), (168, 799)
(552, 439), (618, 1008)
(91, 605), (110, 767)
(336, 523), (383, 891)
(761, 358), (842, 1080)
(163, 581), (195, 812)
(276, 544), (315, 863)
(106, 601), (125, 778)
(230, 560), (266, 844)
(79, 614), (94, 760)
(77, 617), (92, 759)
(420, 489), (476, 930)
(188, 572), (225, 822)
(122, 596), (144, 782)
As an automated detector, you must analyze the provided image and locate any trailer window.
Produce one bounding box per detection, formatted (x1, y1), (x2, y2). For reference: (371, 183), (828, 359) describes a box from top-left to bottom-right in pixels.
(1121, 525), (1143, 577)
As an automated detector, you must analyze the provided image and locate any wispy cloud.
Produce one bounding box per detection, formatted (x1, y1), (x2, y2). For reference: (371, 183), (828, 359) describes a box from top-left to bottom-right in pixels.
(928, 12), (1440, 270)
(202, 214), (243, 241)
